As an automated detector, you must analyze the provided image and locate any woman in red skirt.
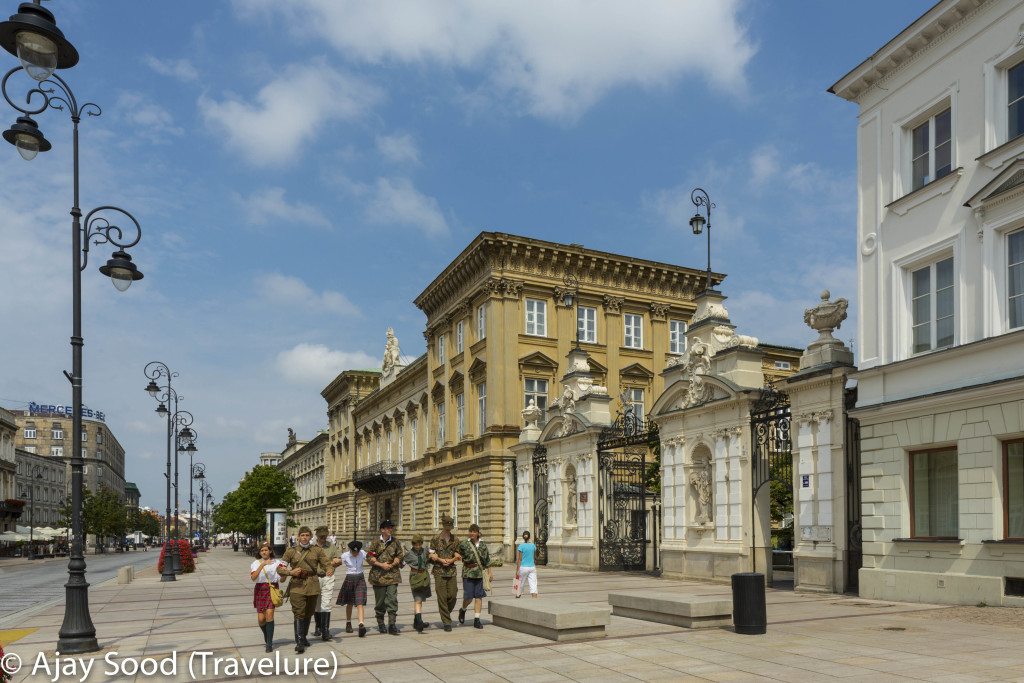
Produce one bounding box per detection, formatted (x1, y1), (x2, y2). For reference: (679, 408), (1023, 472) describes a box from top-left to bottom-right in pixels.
(250, 542), (288, 652)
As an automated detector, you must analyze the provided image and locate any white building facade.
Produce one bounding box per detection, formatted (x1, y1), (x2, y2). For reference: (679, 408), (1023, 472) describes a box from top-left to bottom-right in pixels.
(831, 0), (1024, 605)
(278, 432), (327, 535)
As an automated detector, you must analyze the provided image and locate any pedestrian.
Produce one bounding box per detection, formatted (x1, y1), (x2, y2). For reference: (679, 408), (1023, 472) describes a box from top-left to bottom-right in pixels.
(367, 519), (404, 635)
(280, 526), (332, 653)
(250, 542), (288, 652)
(404, 534), (432, 633)
(515, 531), (539, 598)
(336, 539), (368, 637)
(313, 526), (341, 641)
(428, 514), (460, 632)
(457, 523), (490, 629)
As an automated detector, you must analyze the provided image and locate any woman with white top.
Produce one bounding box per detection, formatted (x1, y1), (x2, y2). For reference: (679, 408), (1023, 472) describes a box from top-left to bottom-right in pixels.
(250, 542), (289, 652)
(515, 531), (539, 598)
(336, 540), (369, 637)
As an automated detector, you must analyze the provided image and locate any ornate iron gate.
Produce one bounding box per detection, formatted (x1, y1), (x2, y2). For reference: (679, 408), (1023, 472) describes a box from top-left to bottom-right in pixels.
(844, 388), (862, 591)
(532, 443), (549, 566)
(750, 386), (792, 577)
(597, 408), (658, 572)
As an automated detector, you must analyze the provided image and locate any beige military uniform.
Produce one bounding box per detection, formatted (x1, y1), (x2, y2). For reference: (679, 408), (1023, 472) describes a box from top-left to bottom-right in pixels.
(281, 544), (331, 620)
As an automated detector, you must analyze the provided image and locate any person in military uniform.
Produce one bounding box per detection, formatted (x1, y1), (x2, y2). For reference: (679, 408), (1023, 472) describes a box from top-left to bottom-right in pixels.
(428, 514), (461, 632)
(313, 526), (342, 641)
(457, 523), (490, 629)
(367, 519), (404, 635)
(281, 525), (332, 653)
(404, 534), (433, 633)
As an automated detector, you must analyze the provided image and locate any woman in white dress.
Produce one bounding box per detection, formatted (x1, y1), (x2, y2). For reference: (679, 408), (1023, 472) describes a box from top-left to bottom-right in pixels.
(250, 542), (289, 652)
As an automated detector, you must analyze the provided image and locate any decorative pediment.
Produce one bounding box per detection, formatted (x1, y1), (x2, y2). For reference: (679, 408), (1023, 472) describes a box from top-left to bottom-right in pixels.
(539, 413), (589, 442)
(619, 362), (655, 381)
(448, 370), (465, 391)
(468, 358), (487, 382)
(430, 380), (445, 402)
(651, 374), (743, 417)
(405, 400), (419, 416)
(965, 157), (1024, 209)
(518, 351), (559, 374)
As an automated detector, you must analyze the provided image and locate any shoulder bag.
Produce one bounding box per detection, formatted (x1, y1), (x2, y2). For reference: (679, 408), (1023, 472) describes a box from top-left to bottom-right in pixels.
(467, 541), (491, 593)
(259, 563), (284, 607)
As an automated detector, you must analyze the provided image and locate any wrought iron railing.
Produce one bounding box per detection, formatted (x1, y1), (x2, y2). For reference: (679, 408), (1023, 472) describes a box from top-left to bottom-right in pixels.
(352, 460), (407, 492)
(353, 459), (406, 481)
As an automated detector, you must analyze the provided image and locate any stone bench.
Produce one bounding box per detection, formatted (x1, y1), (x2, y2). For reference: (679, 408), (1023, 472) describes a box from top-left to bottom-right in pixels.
(608, 591), (731, 628)
(488, 598), (610, 641)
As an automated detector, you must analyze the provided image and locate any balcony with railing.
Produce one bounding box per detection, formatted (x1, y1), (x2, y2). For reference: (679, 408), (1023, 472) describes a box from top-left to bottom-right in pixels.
(352, 459), (406, 493)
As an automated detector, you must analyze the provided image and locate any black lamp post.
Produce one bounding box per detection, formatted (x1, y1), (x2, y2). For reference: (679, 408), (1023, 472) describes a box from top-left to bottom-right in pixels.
(144, 363), (180, 582)
(561, 274), (581, 350)
(191, 461), (205, 546)
(1, 2), (144, 655)
(171, 414), (195, 566)
(689, 188), (715, 293)
(205, 490), (213, 548)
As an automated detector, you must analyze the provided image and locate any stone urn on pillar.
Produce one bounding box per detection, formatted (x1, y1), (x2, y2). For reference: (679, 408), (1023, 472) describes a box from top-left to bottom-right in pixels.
(800, 290), (854, 369)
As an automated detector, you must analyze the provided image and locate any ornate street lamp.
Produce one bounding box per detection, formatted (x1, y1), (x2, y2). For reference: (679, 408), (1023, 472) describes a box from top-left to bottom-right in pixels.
(561, 274), (581, 351)
(689, 188), (715, 293)
(1, 2), (144, 654)
(143, 362), (180, 582)
(191, 462), (205, 545)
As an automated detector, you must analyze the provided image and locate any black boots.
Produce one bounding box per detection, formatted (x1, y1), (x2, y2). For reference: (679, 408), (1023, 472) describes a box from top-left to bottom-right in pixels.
(358, 623), (367, 637)
(414, 613), (423, 633)
(474, 617), (483, 629)
(313, 613), (323, 637)
(388, 622), (399, 635)
(294, 620), (305, 654)
(264, 621), (274, 652)
(320, 613), (331, 641)
(377, 617), (386, 634)
(458, 608), (466, 625)
(346, 621), (354, 634)
(300, 618), (312, 647)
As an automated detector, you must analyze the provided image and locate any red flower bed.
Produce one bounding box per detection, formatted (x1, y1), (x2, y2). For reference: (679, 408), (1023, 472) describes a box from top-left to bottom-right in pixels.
(0, 641), (11, 682)
(157, 539), (196, 573)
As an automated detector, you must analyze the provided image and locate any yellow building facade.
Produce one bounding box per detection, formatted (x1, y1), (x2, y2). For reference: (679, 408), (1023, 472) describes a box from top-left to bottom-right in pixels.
(322, 232), (798, 550)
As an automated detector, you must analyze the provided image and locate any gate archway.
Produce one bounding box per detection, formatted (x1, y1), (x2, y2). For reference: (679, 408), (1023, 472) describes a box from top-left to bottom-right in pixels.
(596, 407), (659, 571)
(532, 443), (549, 566)
(750, 386), (792, 583)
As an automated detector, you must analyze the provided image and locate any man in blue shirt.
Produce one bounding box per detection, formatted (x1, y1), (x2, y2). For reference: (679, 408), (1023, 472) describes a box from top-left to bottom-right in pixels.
(515, 531), (539, 598)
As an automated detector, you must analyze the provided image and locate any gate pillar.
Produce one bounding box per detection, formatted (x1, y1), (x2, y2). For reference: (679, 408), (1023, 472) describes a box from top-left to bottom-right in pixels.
(784, 290), (857, 594)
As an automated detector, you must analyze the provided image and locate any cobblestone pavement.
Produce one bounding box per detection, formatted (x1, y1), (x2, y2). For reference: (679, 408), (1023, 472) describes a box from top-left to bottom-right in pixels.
(0, 550), (158, 620)
(3, 547), (1024, 682)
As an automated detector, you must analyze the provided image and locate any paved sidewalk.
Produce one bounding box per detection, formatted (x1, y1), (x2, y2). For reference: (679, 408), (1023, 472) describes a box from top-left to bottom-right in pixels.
(2, 547), (1024, 682)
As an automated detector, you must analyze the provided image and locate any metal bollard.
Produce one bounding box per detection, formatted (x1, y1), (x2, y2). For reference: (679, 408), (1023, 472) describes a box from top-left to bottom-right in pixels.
(731, 572), (766, 635)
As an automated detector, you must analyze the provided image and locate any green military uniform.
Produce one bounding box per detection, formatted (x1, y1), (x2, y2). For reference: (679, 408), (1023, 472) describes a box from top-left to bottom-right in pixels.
(280, 541), (331, 650)
(367, 534), (404, 628)
(457, 538), (490, 579)
(429, 529), (461, 626)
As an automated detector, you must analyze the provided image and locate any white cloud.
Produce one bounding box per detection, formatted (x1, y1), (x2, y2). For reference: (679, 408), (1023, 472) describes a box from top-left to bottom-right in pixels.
(236, 187), (331, 229)
(198, 60), (383, 166)
(365, 177), (449, 237)
(750, 145), (779, 188)
(256, 273), (360, 316)
(144, 55), (199, 82)
(117, 92), (183, 140)
(233, 0), (755, 121)
(376, 133), (420, 166)
(275, 343), (377, 386)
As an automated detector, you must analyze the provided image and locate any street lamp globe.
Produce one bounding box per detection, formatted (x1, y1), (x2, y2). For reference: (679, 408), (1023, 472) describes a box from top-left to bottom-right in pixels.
(144, 380), (160, 398)
(689, 211), (706, 235)
(3, 115), (50, 160)
(0, 2), (80, 81)
(98, 250), (143, 292)
(155, 402), (168, 416)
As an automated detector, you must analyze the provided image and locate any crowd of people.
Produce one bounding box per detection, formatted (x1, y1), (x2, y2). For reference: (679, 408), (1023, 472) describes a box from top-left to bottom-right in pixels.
(249, 516), (540, 653)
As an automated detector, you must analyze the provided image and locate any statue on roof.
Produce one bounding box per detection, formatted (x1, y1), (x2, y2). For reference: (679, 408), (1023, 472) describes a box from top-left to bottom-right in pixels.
(382, 327), (402, 375)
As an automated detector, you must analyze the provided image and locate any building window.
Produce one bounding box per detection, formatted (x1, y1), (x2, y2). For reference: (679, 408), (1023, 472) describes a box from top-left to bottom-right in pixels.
(910, 107), (952, 191)
(477, 382), (486, 435)
(578, 306), (597, 344)
(626, 388), (645, 421)
(411, 494), (418, 530)
(525, 298), (547, 336)
(477, 304), (486, 340)
(456, 393), (465, 441)
(669, 319), (686, 354)
(910, 448), (958, 539)
(81, 447), (87, 458)
(23, 424), (36, 439)
(624, 313), (643, 349)
(450, 486), (458, 526)
(386, 430), (393, 460)
(774, 360), (792, 370)
(51, 427), (63, 440)
(456, 320), (464, 353)
(472, 482), (480, 524)
(1006, 440), (1024, 540)
(437, 333), (446, 364)
(1009, 229), (1024, 330)
(437, 403), (446, 444)
(376, 435), (381, 463)
(50, 446), (63, 457)
(525, 378), (549, 413)
(411, 417), (418, 456)
(398, 424), (404, 462)
(433, 489), (440, 528)
(23, 445), (35, 454)
(96, 432), (103, 444)
(911, 257), (954, 353)
(1010, 61), (1024, 141)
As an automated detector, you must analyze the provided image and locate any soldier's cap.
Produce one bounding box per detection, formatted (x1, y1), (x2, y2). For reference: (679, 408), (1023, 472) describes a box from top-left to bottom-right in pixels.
(314, 526), (329, 537)
(440, 514), (454, 527)
(411, 534), (424, 543)
(379, 519), (395, 529)
(348, 539), (363, 553)
(298, 525), (313, 535)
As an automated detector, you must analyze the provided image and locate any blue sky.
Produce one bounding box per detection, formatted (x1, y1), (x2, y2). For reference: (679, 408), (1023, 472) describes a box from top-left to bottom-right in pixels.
(0, 0), (935, 510)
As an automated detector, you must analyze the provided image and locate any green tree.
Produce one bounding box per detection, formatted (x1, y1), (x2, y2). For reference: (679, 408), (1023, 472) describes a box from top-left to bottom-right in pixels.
(213, 466), (298, 538)
(82, 487), (128, 544)
(130, 508), (161, 538)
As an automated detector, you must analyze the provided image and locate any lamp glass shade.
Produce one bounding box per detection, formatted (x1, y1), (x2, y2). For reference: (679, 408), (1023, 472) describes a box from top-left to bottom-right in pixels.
(689, 212), (705, 235)
(16, 30), (57, 81)
(156, 403), (168, 416)
(145, 381), (160, 397)
(562, 291), (574, 307)
(14, 131), (38, 160)
(108, 266), (134, 291)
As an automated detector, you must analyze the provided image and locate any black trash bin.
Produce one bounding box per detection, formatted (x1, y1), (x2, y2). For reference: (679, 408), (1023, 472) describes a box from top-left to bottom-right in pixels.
(731, 572), (767, 635)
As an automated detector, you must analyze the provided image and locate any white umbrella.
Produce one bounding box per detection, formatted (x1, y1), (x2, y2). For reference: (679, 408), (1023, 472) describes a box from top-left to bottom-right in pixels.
(0, 531), (28, 542)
